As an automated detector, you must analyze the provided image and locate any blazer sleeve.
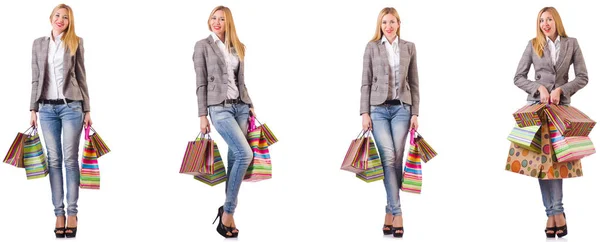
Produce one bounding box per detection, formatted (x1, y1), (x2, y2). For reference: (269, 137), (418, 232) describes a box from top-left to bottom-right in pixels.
(514, 41), (541, 94)
(559, 38), (588, 97)
(360, 43), (373, 115)
(75, 38), (91, 112)
(408, 42), (420, 116)
(194, 41), (209, 117)
(30, 39), (40, 111)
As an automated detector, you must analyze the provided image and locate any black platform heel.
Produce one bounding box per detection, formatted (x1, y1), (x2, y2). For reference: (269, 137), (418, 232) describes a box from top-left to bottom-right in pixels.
(383, 225), (393, 235)
(545, 226), (556, 238)
(556, 213), (568, 238)
(212, 206), (236, 238)
(65, 216), (78, 238)
(54, 216), (66, 238)
(392, 227), (404, 238)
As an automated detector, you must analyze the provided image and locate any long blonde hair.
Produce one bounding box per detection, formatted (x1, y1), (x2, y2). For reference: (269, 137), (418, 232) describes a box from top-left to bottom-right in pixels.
(532, 7), (567, 58)
(49, 4), (79, 56)
(207, 6), (245, 61)
(370, 7), (401, 42)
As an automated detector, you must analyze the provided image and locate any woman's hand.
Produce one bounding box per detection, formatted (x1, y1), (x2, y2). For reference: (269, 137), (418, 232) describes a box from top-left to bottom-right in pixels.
(538, 86), (550, 104)
(410, 115), (419, 130)
(200, 116), (211, 134)
(30, 111), (37, 128)
(249, 107), (256, 117)
(362, 113), (372, 131)
(550, 87), (562, 104)
(83, 112), (93, 128)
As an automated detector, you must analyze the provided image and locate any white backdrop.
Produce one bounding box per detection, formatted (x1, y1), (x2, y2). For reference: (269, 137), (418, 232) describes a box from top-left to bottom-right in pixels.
(0, 0), (597, 241)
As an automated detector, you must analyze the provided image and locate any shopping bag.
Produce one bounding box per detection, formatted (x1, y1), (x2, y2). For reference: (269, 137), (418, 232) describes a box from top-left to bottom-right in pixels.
(179, 133), (212, 176)
(544, 104), (595, 137)
(506, 116), (583, 179)
(401, 130), (423, 193)
(244, 116), (272, 181)
(23, 128), (48, 180)
(513, 103), (546, 127)
(507, 124), (542, 153)
(414, 131), (438, 163)
(80, 127), (100, 189)
(255, 118), (278, 146)
(341, 131), (371, 173)
(89, 126), (110, 158)
(548, 120), (595, 163)
(355, 135), (383, 182)
(2, 126), (32, 168)
(194, 141), (227, 186)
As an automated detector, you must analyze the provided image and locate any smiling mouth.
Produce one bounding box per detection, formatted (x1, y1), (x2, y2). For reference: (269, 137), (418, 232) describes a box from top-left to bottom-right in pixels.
(543, 27), (551, 32)
(213, 26), (221, 30)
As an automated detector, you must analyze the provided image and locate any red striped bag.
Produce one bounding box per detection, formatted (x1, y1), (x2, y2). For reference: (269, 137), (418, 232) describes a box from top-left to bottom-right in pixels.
(544, 104), (596, 137)
(2, 127), (32, 168)
(340, 131), (370, 173)
(513, 103), (546, 127)
(89, 127), (110, 158)
(244, 116), (272, 182)
(401, 130), (423, 194)
(179, 133), (212, 176)
(414, 131), (438, 163)
(80, 127), (100, 189)
(194, 140), (227, 186)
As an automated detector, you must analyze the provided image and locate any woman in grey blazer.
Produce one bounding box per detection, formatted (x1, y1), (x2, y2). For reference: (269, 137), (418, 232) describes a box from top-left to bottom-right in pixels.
(193, 6), (254, 238)
(360, 7), (420, 238)
(514, 6), (588, 238)
(29, 4), (91, 238)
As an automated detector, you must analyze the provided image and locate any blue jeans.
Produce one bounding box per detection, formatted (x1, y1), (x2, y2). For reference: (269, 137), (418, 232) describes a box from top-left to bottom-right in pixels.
(539, 179), (564, 216)
(38, 101), (84, 217)
(370, 103), (411, 216)
(209, 103), (253, 214)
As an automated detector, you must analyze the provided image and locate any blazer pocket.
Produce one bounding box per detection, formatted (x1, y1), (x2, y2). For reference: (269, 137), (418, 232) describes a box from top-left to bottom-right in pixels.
(208, 84), (216, 91)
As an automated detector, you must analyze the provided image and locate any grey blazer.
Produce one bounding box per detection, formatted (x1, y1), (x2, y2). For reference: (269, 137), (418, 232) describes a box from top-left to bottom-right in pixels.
(30, 36), (89, 112)
(360, 38), (420, 116)
(193, 35), (253, 117)
(514, 37), (588, 105)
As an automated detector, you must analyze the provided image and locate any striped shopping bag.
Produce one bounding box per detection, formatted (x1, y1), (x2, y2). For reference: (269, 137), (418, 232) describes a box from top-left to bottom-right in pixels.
(179, 134), (212, 176)
(194, 141), (227, 186)
(244, 116), (272, 182)
(548, 120), (595, 163)
(513, 103), (545, 127)
(2, 127), (31, 168)
(544, 104), (596, 137)
(414, 131), (438, 163)
(401, 130), (423, 194)
(507, 124), (542, 153)
(341, 131), (370, 173)
(255, 118), (278, 146)
(89, 127), (110, 158)
(355, 135), (383, 182)
(23, 129), (48, 180)
(80, 127), (100, 189)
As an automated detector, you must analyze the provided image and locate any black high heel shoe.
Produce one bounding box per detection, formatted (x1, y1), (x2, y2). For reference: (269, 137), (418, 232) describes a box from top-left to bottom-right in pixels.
(556, 213), (568, 238)
(545, 226), (556, 238)
(65, 216), (78, 238)
(392, 227), (404, 238)
(54, 216), (66, 238)
(382, 225), (393, 235)
(213, 206), (237, 238)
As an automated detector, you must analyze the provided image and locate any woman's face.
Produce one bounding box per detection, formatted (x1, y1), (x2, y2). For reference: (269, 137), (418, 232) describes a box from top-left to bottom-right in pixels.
(539, 11), (557, 39)
(51, 8), (69, 34)
(381, 14), (399, 41)
(210, 10), (226, 36)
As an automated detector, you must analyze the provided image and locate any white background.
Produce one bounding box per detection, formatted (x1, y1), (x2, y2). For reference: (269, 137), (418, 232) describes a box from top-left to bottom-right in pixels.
(0, 0), (597, 241)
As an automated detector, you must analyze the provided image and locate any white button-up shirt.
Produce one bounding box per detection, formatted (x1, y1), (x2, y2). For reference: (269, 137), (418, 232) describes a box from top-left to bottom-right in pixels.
(45, 33), (66, 100)
(211, 33), (240, 99)
(382, 36), (401, 100)
(546, 36), (561, 66)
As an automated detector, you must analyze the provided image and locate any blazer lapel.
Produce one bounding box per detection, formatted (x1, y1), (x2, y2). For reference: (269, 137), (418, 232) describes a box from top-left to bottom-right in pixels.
(377, 42), (390, 75)
(208, 35), (226, 66)
(399, 39), (409, 78)
(542, 45), (554, 70)
(62, 46), (72, 81)
(39, 37), (50, 78)
(555, 38), (567, 70)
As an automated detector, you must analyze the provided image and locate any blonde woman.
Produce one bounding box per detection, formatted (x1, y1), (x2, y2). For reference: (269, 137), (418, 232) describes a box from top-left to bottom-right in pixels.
(193, 5), (255, 238)
(360, 7), (420, 238)
(514, 6), (588, 238)
(29, 4), (91, 238)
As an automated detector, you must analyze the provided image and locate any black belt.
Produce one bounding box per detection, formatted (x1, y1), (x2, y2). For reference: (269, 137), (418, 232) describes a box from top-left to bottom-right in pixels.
(223, 99), (243, 105)
(382, 100), (402, 105)
(40, 99), (74, 105)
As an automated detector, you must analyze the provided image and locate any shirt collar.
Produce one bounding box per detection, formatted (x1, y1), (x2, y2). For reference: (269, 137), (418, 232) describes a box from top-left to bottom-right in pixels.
(546, 35), (561, 45)
(381, 36), (399, 45)
(211, 32), (224, 44)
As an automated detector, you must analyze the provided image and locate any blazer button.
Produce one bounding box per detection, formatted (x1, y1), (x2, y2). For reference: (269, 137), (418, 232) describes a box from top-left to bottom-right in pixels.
(210, 76), (214, 81)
